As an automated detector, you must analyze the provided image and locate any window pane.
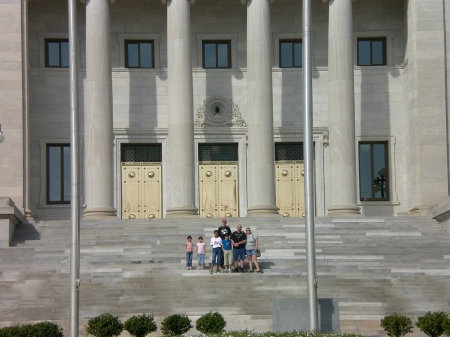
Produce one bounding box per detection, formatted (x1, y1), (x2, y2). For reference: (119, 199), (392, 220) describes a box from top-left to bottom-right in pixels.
(140, 43), (152, 68)
(371, 40), (384, 65)
(217, 43), (229, 68)
(60, 41), (69, 67)
(204, 43), (216, 68)
(373, 144), (387, 199)
(48, 147), (62, 202)
(127, 43), (139, 67)
(358, 40), (371, 66)
(294, 42), (302, 67)
(48, 42), (60, 67)
(359, 144), (372, 200)
(280, 42), (293, 67)
(63, 146), (71, 202)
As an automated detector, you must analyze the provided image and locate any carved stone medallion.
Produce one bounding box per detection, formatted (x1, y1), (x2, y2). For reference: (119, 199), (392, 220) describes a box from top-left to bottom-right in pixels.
(195, 96), (247, 128)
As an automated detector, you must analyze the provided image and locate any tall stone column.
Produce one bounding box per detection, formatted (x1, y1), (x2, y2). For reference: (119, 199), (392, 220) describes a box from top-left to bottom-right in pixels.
(83, 0), (116, 217)
(327, 0), (360, 215)
(245, 0), (279, 216)
(165, 0), (198, 217)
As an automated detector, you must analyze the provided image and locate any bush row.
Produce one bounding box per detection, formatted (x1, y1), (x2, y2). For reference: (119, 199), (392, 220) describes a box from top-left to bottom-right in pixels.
(381, 312), (450, 337)
(0, 321), (63, 337)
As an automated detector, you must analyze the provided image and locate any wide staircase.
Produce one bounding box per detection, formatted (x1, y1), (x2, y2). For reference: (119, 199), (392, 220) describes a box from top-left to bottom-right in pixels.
(1, 216), (450, 337)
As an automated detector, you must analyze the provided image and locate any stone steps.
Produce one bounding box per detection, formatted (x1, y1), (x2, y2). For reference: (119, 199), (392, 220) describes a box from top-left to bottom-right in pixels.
(1, 216), (450, 336)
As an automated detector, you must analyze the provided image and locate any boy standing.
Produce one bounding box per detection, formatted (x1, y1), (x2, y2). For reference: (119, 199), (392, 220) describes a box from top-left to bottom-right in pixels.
(222, 233), (232, 272)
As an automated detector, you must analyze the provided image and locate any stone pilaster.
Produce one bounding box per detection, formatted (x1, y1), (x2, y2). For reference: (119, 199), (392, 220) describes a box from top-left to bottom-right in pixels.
(245, 0), (279, 216)
(165, 0), (198, 217)
(83, 0), (116, 217)
(327, 0), (360, 215)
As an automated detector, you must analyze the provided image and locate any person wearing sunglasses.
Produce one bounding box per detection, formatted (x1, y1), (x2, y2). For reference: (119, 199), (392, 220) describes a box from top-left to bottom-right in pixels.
(245, 228), (263, 273)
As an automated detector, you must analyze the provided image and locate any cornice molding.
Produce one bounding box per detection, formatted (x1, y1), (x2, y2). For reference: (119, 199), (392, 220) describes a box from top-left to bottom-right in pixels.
(161, 0), (196, 5)
(240, 0), (274, 4)
(80, 0), (115, 4)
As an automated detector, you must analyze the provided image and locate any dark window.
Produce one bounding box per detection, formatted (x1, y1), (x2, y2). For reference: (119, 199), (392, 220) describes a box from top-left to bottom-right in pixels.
(275, 142), (304, 161)
(202, 41), (231, 69)
(121, 144), (162, 162)
(357, 38), (386, 66)
(47, 144), (70, 204)
(198, 143), (238, 162)
(125, 40), (154, 68)
(279, 40), (302, 68)
(359, 142), (389, 201)
(45, 39), (69, 68)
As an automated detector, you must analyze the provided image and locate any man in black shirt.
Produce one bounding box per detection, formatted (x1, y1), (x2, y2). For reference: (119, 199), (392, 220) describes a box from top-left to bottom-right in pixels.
(218, 218), (232, 267)
(231, 224), (247, 272)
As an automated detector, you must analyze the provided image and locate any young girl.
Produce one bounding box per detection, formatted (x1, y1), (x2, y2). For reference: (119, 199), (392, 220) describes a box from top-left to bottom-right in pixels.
(196, 236), (206, 270)
(210, 230), (222, 274)
(185, 236), (193, 270)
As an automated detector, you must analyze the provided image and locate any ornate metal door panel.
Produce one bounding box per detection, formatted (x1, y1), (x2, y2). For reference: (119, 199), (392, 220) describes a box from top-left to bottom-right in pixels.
(275, 162), (305, 217)
(199, 165), (219, 218)
(199, 164), (238, 218)
(142, 166), (162, 219)
(121, 163), (162, 219)
(219, 165), (238, 217)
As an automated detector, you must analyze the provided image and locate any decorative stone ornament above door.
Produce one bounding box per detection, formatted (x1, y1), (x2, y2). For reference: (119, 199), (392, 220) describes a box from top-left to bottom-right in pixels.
(195, 96), (247, 128)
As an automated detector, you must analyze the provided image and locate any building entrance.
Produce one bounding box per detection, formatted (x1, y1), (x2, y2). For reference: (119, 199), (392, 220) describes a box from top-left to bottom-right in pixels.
(275, 143), (312, 217)
(120, 144), (162, 219)
(198, 144), (239, 218)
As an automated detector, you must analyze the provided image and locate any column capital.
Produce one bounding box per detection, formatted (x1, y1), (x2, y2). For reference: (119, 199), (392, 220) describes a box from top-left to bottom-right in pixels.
(80, 0), (115, 4)
(241, 0), (274, 4)
(161, 0), (196, 5)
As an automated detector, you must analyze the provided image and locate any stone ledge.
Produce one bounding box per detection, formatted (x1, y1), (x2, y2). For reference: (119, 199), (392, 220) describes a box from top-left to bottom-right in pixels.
(0, 197), (24, 248)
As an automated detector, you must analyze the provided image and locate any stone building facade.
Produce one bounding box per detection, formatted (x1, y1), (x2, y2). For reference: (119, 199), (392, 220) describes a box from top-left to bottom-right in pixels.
(1, 0), (450, 222)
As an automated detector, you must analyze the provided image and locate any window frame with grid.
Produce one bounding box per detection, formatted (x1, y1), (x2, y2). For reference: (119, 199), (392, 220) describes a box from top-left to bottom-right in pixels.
(279, 40), (303, 68)
(125, 40), (155, 69)
(357, 37), (387, 66)
(358, 141), (389, 201)
(46, 144), (71, 204)
(202, 41), (231, 69)
(45, 39), (69, 68)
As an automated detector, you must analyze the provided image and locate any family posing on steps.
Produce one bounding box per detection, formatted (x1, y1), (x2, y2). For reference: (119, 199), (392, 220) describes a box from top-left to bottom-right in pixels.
(185, 218), (263, 274)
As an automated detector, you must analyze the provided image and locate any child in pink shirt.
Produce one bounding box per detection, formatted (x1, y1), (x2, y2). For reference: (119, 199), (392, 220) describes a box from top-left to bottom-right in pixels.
(185, 236), (193, 270)
(196, 236), (206, 270)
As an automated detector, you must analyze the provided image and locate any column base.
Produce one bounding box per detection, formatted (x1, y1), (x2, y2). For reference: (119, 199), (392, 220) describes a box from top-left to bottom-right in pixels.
(83, 206), (117, 218)
(247, 204), (280, 217)
(166, 206), (199, 218)
(327, 204), (361, 216)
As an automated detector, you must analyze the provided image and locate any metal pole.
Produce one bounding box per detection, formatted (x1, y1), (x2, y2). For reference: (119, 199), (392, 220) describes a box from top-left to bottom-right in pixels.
(68, 0), (80, 336)
(302, 0), (319, 330)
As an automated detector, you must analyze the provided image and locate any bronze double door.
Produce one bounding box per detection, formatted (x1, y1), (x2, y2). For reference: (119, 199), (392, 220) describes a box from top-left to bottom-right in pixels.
(275, 162), (306, 217)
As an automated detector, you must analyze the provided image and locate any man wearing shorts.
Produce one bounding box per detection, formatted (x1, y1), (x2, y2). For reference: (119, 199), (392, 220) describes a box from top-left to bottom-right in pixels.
(231, 224), (247, 273)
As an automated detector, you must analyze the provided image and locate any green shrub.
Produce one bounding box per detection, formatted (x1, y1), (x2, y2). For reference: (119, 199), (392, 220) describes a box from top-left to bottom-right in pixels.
(85, 313), (123, 337)
(124, 314), (157, 337)
(160, 314), (192, 336)
(416, 311), (450, 337)
(442, 317), (450, 336)
(196, 311), (227, 334)
(381, 313), (413, 337)
(29, 322), (64, 337)
(0, 325), (26, 337)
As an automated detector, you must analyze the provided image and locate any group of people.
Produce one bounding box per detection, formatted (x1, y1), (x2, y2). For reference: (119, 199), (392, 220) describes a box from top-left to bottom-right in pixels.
(185, 218), (263, 274)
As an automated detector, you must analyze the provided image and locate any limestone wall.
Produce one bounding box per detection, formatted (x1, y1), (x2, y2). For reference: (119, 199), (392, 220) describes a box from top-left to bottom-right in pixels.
(0, 0), (24, 215)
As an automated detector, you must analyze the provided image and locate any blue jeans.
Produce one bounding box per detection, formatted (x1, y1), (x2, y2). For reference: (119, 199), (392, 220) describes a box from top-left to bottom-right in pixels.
(211, 247), (221, 265)
(198, 253), (205, 265)
(186, 252), (193, 267)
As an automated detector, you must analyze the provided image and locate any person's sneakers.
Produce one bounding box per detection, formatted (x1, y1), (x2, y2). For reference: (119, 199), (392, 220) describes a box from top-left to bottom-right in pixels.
(210, 270), (213, 274)
(241, 268), (246, 273)
(257, 269), (263, 273)
(216, 269), (220, 273)
(234, 268), (239, 273)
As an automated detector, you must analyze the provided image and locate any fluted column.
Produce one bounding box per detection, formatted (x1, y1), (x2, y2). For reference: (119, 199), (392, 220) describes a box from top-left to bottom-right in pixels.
(327, 0), (360, 215)
(83, 0), (116, 217)
(245, 0), (279, 216)
(165, 0), (198, 217)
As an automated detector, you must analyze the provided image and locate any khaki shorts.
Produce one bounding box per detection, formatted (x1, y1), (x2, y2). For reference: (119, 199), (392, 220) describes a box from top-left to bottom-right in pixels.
(223, 250), (232, 266)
